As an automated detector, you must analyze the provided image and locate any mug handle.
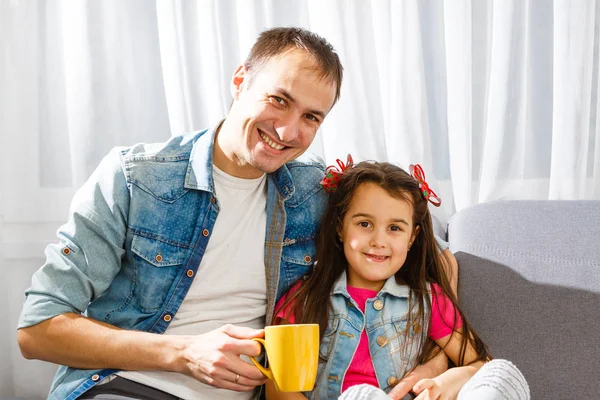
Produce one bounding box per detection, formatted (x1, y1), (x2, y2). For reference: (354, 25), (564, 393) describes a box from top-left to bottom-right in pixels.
(249, 338), (274, 380)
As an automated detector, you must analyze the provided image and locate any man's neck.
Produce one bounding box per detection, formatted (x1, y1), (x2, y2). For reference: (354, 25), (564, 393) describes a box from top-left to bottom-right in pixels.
(212, 119), (264, 179)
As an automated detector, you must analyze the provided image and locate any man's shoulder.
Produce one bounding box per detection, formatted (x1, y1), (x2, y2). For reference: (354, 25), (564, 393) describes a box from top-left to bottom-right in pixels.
(119, 130), (207, 162)
(284, 153), (326, 182)
(116, 130), (209, 193)
(281, 153), (327, 207)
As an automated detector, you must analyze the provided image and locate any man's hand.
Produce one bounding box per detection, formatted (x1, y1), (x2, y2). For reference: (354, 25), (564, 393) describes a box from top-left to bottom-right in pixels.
(387, 348), (449, 400)
(180, 324), (268, 392)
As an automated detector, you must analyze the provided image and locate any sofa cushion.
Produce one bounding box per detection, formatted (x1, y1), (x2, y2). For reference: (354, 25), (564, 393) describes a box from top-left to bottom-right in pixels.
(448, 200), (600, 399)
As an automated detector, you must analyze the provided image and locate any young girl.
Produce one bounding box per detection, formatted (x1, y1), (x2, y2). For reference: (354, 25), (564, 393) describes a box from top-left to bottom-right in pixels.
(266, 160), (512, 400)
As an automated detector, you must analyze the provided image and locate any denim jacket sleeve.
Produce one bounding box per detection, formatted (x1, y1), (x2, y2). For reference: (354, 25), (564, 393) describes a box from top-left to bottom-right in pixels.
(18, 147), (130, 328)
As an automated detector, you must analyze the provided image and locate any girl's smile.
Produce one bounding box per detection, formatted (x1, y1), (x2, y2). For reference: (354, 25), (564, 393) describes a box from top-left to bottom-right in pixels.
(363, 253), (390, 262)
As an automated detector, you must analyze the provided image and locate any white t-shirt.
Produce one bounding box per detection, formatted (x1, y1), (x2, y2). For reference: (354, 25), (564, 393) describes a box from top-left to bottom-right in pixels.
(118, 165), (268, 399)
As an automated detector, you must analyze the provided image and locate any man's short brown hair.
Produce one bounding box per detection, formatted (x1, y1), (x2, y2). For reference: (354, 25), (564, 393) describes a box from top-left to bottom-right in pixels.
(244, 27), (343, 105)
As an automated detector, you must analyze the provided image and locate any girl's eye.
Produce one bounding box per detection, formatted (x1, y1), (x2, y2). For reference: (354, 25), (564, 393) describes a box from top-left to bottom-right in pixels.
(358, 221), (371, 228)
(389, 225), (402, 232)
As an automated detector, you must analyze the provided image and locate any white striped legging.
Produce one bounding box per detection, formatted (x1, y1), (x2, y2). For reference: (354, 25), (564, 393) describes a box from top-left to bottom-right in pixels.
(338, 359), (530, 400)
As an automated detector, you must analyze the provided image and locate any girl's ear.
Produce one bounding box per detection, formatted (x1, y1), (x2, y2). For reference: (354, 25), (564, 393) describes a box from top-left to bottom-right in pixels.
(410, 225), (420, 247)
(336, 218), (344, 242)
(230, 65), (247, 100)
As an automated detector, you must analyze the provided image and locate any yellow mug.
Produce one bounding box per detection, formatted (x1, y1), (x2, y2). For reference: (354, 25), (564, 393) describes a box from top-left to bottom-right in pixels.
(249, 324), (319, 392)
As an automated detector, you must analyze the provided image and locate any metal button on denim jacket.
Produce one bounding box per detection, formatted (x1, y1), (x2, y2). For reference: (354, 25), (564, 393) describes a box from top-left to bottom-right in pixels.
(18, 126), (327, 400)
(307, 272), (430, 400)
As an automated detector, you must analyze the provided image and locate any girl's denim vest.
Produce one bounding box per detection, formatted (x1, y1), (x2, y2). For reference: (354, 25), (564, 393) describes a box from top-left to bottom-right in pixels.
(308, 272), (430, 399)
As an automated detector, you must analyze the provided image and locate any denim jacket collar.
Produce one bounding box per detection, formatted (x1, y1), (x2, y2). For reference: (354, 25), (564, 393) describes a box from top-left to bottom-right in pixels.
(332, 270), (411, 299)
(185, 124), (218, 192)
(184, 121), (295, 200)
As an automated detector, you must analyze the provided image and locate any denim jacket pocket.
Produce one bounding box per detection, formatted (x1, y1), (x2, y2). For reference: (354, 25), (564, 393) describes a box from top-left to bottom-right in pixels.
(279, 239), (316, 296)
(126, 157), (191, 204)
(130, 233), (188, 311)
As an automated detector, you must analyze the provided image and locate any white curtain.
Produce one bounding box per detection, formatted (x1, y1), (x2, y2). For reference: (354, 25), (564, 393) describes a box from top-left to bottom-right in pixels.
(1, 0), (599, 398)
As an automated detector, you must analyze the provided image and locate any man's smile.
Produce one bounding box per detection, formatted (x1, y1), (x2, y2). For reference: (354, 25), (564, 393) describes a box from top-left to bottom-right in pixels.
(258, 128), (286, 151)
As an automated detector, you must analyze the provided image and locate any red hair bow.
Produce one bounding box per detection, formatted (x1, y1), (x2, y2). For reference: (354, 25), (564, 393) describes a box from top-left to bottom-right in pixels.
(409, 164), (442, 207)
(320, 154), (354, 192)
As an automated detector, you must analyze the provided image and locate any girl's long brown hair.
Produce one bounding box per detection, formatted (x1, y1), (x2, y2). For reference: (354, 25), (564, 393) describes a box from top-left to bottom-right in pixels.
(275, 161), (491, 368)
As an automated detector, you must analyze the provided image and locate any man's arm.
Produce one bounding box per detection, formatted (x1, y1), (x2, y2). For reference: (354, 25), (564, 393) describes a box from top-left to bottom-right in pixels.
(17, 149), (267, 391)
(18, 314), (267, 391)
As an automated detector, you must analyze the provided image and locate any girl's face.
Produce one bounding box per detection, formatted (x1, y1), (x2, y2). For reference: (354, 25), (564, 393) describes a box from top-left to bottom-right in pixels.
(339, 182), (418, 291)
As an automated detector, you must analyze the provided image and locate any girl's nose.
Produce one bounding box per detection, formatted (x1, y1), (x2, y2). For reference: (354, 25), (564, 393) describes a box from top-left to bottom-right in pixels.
(369, 230), (387, 248)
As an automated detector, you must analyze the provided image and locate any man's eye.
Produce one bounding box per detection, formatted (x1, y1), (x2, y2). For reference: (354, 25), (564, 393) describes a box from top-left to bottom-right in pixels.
(305, 114), (318, 122)
(272, 96), (285, 105)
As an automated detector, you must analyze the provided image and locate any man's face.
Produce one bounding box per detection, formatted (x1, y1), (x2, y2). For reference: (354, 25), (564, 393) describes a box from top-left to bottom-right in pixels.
(222, 50), (337, 177)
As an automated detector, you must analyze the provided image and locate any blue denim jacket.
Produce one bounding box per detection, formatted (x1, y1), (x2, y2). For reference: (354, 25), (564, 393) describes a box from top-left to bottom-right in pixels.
(308, 272), (430, 400)
(18, 126), (327, 400)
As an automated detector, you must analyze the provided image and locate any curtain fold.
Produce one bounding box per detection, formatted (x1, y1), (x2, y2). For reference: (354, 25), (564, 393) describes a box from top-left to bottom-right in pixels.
(2, 1), (600, 398)
(550, 0), (597, 198)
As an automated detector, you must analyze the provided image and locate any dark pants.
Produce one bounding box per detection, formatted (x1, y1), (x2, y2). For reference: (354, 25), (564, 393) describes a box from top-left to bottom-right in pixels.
(78, 376), (180, 400)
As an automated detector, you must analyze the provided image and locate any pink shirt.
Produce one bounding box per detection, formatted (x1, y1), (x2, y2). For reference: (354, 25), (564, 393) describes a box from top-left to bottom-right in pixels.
(275, 282), (462, 392)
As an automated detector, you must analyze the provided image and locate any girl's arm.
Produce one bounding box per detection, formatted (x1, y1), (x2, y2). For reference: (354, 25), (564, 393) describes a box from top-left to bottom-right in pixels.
(388, 347), (448, 399)
(412, 330), (484, 400)
(389, 251), (458, 400)
(441, 249), (459, 296)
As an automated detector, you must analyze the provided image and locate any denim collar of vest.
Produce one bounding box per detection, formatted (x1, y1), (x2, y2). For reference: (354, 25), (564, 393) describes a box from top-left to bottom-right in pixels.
(184, 120), (294, 200)
(332, 270), (411, 299)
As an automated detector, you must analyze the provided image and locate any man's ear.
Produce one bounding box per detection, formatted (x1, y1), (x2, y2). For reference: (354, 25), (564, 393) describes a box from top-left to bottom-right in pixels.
(230, 65), (247, 100)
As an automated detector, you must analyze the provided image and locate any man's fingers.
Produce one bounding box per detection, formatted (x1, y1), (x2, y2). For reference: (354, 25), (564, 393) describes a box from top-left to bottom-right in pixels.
(218, 337), (264, 358)
(198, 367), (265, 392)
(221, 324), (264, 340)
(208, 376), (257, 392)
(234, 357), (270, 381)
(233, 372), (268, 388)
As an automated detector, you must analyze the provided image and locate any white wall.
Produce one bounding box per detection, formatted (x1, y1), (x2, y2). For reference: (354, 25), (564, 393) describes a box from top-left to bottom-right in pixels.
(6, 256), (57, 399)
(1, 221), (58, 399)
(0, 218), (13, 396)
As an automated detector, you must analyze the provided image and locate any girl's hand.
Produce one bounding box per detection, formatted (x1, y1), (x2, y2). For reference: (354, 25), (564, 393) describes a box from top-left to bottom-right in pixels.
(388, 348), (449, 399)
(412, 378), (446, 400)
(412, 364), (481, 400)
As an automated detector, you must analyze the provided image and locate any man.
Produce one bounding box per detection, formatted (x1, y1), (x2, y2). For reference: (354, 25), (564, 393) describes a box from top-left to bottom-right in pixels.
(17, 27), (451, 400)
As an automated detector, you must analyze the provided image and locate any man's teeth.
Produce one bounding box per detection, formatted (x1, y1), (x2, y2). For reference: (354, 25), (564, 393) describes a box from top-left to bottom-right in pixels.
(259, 131), (285, 150)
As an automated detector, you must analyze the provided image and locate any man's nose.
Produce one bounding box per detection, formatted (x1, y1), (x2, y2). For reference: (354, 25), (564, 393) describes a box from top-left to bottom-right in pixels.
(274, 115), (301, 143)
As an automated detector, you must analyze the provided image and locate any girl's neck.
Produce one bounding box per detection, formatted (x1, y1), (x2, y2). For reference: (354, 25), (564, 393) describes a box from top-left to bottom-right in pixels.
(345, 278), (385, 292)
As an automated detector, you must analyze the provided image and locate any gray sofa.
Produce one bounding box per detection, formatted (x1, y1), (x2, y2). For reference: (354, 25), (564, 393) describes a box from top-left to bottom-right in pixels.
(448, 200), (600, 399)
(6, 200), (598, 399)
